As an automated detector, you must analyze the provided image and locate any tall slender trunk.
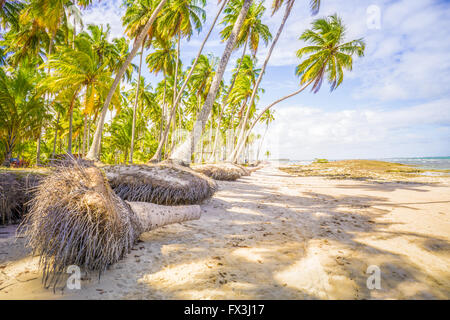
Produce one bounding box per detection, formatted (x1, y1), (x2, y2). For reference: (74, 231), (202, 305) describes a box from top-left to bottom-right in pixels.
(82, 113), (87, 156)
(231, 1), (295, 162)
(52, 112), (60, 158)
(130, 42), (145, 164)
(86, 0), (167, 161)
(150, 0), (229, 162)
(210, 39), (248, 162)
(170, 0), (252, 163)
(36, 129), (42, 166)
(170, 31), (181, 149)
(159, 73), (167, 142)
(67, 92), (78, 155)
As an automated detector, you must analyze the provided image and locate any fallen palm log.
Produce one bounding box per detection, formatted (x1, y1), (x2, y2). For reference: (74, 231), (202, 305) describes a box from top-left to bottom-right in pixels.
(192, 163), (244, 181)
(104, 163), (217, 205)
(19, 163), (201, 289)
(0, 172), (43, 225)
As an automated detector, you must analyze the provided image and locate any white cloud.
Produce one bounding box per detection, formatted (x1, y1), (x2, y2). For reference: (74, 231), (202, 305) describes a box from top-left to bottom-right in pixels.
(257, 99), (450, 159)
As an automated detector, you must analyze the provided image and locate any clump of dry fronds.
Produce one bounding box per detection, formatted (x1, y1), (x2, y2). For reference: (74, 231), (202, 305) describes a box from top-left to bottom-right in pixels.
(19, 162), (142, 289)
(0, 172), (42, 225)
(192, 163), (244, 181)
(104, 163), (217, 205)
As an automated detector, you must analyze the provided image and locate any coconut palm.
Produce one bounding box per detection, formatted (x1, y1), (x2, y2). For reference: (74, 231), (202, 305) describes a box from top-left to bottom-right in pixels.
(169, 0), (252, 163)
(239, 14), (366, 158)
(231, 0), (321, 162)
(42, 36), (120, 154)
(149, 0), (206, 161)
(86, 0), (168, 161)
(150, 0), (228, 161)
(256, 109), (274, 160)
(0, 64), (48, 165)
(123, 0), (165, 163)
(208, 0), (270, 161)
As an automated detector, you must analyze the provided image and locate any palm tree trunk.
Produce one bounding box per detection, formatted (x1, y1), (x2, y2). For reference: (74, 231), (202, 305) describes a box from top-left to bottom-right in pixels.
(86, 0), (167, 161)
(67, 92), (78, 155)
(52, 112), (60, 159)
(150, 0), (229, 162)
(130, 42), (145, 164)
(210, 39), (248, 162)
(82, 113), (87, 157)
(159, 72), (167, 142)
(36, 128), (42, 166)
(231, 0), (295, 162)
(239, 79), (314, 155)
(170, 0), (252, 163)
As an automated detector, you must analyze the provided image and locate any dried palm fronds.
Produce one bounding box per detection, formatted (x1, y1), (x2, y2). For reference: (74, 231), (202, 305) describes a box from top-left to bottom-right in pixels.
(192, 163), (244, 181)
(19, 162), (201, 289)
(0, 172), (42, 225)
(104, 163), (217, 205)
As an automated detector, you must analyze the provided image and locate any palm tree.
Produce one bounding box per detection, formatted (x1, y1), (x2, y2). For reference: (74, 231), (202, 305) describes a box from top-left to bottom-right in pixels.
(42, 36), (120, 154)
(146, 38), (177, 145)
(238, 14), (366, 160)
(86, 0), (167, 161)
(150, 0), (228, 161)
(230, 0), (321, 162)
(208, 0), (270, 161)
(256, 109), (274, 160)
(123, 0), (164, 163)
(0, 64), (48, 165)
(148, 0), (206, 161)
(170, 0), (252, 163)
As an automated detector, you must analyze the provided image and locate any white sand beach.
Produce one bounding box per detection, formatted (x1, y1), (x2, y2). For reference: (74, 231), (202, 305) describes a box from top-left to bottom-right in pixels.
(1, 164), (449, 299)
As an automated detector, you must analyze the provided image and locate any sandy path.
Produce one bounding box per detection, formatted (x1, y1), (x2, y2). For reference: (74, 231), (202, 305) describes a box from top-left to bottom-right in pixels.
(1, 165), (449, 299)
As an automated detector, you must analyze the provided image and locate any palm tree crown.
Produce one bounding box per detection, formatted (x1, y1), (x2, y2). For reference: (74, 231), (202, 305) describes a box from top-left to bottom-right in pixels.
(296, 14), (365, 93)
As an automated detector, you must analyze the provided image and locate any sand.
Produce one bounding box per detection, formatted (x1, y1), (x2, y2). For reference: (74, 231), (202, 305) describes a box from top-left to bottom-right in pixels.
(0, 164), (449, 299)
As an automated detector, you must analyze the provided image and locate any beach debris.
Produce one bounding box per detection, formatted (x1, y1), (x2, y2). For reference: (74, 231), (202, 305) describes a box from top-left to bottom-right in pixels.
(19, 161), (202, 289)
(104, 162), (217, 205)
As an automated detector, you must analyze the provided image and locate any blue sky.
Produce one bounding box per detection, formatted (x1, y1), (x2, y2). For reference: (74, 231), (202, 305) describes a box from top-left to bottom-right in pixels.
(82, 0), (450, 160)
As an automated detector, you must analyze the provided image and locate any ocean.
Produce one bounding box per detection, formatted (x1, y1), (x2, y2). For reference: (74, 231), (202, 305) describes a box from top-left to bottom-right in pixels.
(276, 157), (450, 170)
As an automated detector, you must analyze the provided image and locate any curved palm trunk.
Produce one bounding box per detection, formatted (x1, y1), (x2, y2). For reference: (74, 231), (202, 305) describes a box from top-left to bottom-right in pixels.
(209, 39), (248, 162)
(239, 79), (313, 154)
(150, 0), (229, 162)
(86, 0), (167, 161)
(170, 0), (253, 163)
(256, 122), (269, 161)
(130, 43), (145, 164)
(231, 1), (295, 163)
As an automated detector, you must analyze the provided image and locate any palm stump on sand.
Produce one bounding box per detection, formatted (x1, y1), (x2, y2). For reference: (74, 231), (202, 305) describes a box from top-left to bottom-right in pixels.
(104, 162), (217, 205)
(20, 163), (202, 288)
(192, 163), (250, 181)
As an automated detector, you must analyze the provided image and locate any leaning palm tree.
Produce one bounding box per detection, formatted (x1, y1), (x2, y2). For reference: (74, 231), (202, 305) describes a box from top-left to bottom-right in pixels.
(239, 14), (366, 155)
(123, 0), (164, 163)
(230, 0), (321, 162)
(150, 0), (229, 161)
(169, 0), (253, 163)
(86, 0), (168, 161)
(209, 0), (271, 161)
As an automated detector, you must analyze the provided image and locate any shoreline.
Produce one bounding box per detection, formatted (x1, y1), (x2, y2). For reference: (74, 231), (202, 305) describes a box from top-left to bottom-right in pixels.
(1, 164), (449, 299)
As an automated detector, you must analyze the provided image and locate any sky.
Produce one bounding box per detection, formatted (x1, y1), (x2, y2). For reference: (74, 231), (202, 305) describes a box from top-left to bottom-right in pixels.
(81, 0), (450, 160)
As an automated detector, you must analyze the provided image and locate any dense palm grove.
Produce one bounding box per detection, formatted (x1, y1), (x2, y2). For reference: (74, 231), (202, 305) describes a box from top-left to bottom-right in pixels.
(0, 0), (364, 166)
